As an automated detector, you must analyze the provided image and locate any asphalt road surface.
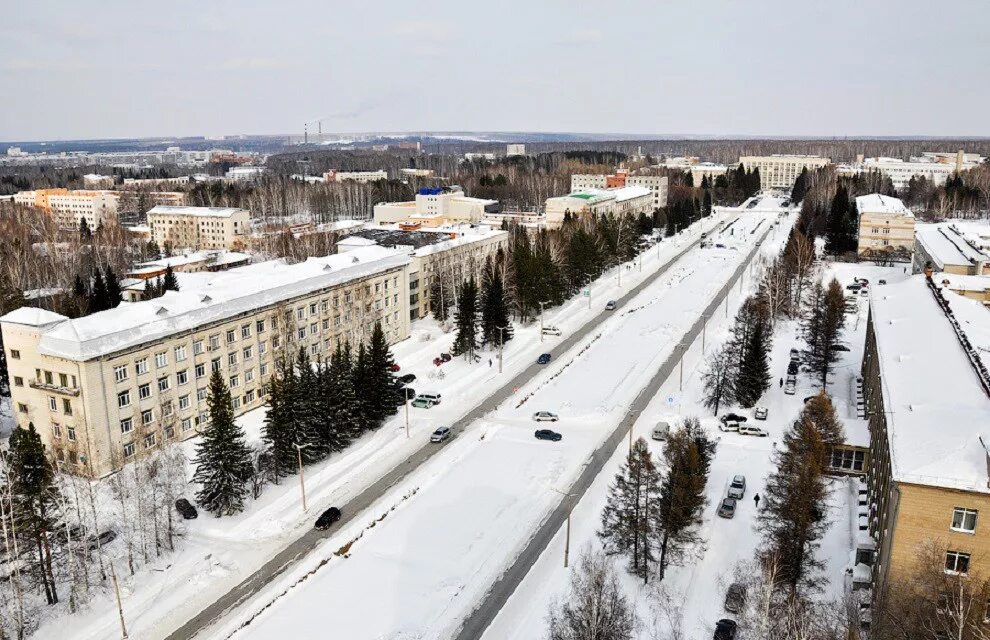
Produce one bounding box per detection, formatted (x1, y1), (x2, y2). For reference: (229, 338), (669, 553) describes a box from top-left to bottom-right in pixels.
(453, 224), (772, 640)
(165, 225), (720, 640)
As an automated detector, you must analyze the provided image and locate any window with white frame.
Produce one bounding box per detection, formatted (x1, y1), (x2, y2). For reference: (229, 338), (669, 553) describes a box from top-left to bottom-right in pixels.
(123, 443), (136, 458)
(155, 352), (168, 368)
(118, 390), (131, 407)
(197, 387), (207, 401)
(952, 508), (978, 533)
(226, 329), (236, 343)
(228, 352), (237, 366)
(229, 375), (239, 388)
(114, 365), (128, 382)
(141, 409), (154, 425)
(158, 376), (170, 392)
(241, 324), (251, 339)
(256, 319), (265, 333)
(174, 345), (187, 362)
(177, 369), (188, 385)
(179, 394), (190, 410)
(49, 396), (57, 411)
(195, 362), (206, 378)
(181, 417), (192, 432)
(946, 551), (970, 574)
(120, 418), (133, 434)
(193, 339), (204, 355)
(243, 346), (252, 360)
(136, 358), (148, 375)
(144, 433), (156, 448)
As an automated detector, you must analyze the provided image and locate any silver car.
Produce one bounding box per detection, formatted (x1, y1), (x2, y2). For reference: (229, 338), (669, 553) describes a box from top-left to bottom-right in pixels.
(728, 475), (746, 499)
(718, 498), (737, 519)
(532, 411), (559, 422)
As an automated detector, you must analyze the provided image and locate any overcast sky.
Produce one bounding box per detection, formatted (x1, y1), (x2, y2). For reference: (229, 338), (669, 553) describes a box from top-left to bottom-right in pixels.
(1, 0), (987, 141)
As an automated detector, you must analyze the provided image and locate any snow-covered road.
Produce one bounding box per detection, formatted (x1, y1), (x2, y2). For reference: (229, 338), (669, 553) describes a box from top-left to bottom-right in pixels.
(205, 213), (778, 640)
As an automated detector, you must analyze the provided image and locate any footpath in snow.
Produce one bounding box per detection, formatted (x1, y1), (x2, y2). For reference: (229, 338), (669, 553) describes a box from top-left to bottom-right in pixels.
(203, 213), (776, 640)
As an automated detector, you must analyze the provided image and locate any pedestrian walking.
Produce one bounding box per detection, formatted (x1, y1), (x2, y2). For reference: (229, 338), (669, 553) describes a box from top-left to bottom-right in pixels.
(488, 359), (492, 367)
(779, 377), (783, 387)
(754, 493), (760, 509)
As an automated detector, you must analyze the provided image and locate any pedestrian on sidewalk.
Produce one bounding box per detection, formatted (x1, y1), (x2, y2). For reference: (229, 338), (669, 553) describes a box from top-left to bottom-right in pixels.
(779, 377), (783, 387)
(754, 493), (760, 509)
(488, 359), (492, 367)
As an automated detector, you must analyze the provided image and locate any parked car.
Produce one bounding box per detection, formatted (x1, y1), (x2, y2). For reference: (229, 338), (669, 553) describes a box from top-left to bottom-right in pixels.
(398, 373), (416, 384)
(440, 353), (453, 363)
(541, 325), (562, 336)
(718, 420), (740, 433)
(87, 530), (117, 551)
(831, 344), (850, 352)
(430, 426), (451, 443)
(728, 475), (746, 499)
(175, 498), (198, 520)
(537, 353), (552, 365)
(714, 618), (738, 639)
(878, 279), (887, 285)
(652, 422), (671, 441)
(717, 498), (737, 519)
(789, 348), (800, 360)
(784, 382), (796, 395)
(315, 507), (342, 530)
(411, 397), (435, 409)
(786, 361), (799, 375)
(846, 283), (861, 291)
(389, 363), (401, 372)
(739, 425), (769, 437)
(724, 583), (747, 614)
(533, 411), (559, 422)
(605, 300), (617, 311)
(754, 407), (768, 420)
(534, 429), (563, 442)
(721, 413), (748, 424)
(419, 393), (442, 405)
(855, 278), (870, 284)
(433, 357), (444, 367)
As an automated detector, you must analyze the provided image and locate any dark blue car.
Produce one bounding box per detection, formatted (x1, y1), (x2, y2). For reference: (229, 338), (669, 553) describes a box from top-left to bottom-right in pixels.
(537, 353), (552, 365)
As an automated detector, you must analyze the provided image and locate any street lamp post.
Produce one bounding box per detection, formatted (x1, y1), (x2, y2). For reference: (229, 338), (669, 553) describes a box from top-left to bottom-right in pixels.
(405, 396), (410, 439)
(538, 301), (546, 343)
(549, 487), (576, 568)
(293, 442), (310, 512)
(497, 326), (508, 373)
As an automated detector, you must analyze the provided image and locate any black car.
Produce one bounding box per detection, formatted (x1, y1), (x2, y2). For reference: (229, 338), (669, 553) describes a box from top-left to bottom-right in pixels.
(714, 618), (737, 639)
(787, 361), (799, 375)
(315, 507), (342, 531)
(398, 373), (416, 385)
(537, 353), (552, 365)
(534, 429), (562, 442)
(87, 530), (117, 551)
(831, 344), (850, 352)
(440, 353), (453, 363)
(175, 498), (198, 520)
(720, 413), (748, 424)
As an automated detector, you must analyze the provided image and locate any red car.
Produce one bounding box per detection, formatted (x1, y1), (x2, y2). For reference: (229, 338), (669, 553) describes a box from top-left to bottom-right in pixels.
(433, 357), (444, 367)
(390, 364), (401, 372)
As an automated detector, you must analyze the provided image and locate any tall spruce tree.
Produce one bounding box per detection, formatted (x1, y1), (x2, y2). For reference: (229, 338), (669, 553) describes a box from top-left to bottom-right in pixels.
(331, 343), (362, 443)
(293, 348), (325, 463)
(163, 265), (180, 292)
(352, 343), (373, 433)
(802, 278), (846, 390)
(735, 299), (773, 408)
(261, 364), (295, 480)
(104, 266), (122, 308)
(599, 438), (661, 579)
(7, 423), (61, 604)
(654, 418), (714, 582)
(366, 322), (399, 424)
(90, 269), (109, 312)
(481, 258), (513, 346)
(193, 370), (254, 516)
(452, 277), (480, 359)
(791, 167), (809, 203)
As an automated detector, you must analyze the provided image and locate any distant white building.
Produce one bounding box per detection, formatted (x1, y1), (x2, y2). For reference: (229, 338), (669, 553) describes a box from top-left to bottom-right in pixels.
(147, 205), (251, 251)
(739, 154), (830, 191)
(506, 144), (526, 157)
(374, 187), (499, 226)
(324, 169), (388, 183)
(545, 186), (653, 228)
(570, 169), (668, 210)
(225, 166), (265, 181)
(854, 151), (985, 190)
(83, 174), (115, 189)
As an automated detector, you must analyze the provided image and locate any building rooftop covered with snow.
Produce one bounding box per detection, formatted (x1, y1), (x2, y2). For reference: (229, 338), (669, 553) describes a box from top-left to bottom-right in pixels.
(914, 221), (990, 276)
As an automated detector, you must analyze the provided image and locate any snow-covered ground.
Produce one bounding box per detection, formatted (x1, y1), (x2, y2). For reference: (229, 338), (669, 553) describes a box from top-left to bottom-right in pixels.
(194, 212), (779, 640)
(484, 254), (910, 638)
(39, 215), (729, 640)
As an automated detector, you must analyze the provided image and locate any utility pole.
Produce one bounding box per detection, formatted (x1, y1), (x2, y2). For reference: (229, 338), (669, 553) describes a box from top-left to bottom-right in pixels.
(498, 326), (507, 373)
(702, 319), (707, 352)
(110, 563), (128, 639)
(679, 345), (685, 391)
(539, 301), (545, 343)
(293, 443), (309, 512)
(564, 507), (571, 568)
(404, 397), (410, 439)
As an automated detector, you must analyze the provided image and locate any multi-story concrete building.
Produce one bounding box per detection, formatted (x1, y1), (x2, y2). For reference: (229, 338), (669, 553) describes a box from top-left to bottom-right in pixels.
(337, 225), (509, 320)
(225, 166), (265, 181)
(0, 245), (411, 478)
(914, 221), (990, 275)
(374, 187), (499, 225)
(739, 154), (831, 191)
(324, 170), (388, 183)
(856, 194), (915, 261)
(147, 205), (251, 251)
(83, 174), (115, 189)
(657, 158), (729, 187)
(506, 144), (526, 157)
(46, 190), (120, 230)
(570, 170), (668, 210)
(862, 274), (990, 599)
(545, 186), (653, 228)
(849, 151), (986, 191)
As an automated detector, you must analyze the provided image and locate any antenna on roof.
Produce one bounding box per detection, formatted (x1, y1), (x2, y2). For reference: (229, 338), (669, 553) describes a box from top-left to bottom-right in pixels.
(155, 307), (168, 317)
(200, 295), (213, 304)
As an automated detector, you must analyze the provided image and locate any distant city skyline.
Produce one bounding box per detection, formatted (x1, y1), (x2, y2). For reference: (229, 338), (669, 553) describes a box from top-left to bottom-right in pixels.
(1, 0), (987, 141)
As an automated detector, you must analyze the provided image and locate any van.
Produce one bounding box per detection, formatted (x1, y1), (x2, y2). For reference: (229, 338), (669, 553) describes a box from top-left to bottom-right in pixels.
(418, 393), (442, 405)
(651, 422), (671, 441)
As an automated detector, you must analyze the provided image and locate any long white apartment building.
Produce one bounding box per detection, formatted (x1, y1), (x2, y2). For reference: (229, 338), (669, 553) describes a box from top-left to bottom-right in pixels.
(324, 169), (389, 183)
(1, 245), (412, 478)
(147, 205), (251, 251)
(858, 151), (984, 190)
(739, 154), (831, 190)
(374, 187), (499, 226)
(657, 157), (729, 187)
(570, 169), (668, 210)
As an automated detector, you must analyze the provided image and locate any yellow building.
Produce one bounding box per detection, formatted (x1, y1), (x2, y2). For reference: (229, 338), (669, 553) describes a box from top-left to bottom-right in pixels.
(1, 246), (411, 478)
(739, 154), (830, 190)
(147, 205), (251, 251)
(856, 194), (915, 262)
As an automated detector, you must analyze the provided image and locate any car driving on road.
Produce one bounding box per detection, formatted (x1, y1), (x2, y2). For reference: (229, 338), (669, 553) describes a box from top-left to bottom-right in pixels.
(532, 411), (559, 422)
(315, 507), (342, 530)
(411, 396), (435, 409)
(534, 429), (562, 442)
(605, 300), (617, 311)
(537, 353), (552, 365)
(430, 426), (451, 443)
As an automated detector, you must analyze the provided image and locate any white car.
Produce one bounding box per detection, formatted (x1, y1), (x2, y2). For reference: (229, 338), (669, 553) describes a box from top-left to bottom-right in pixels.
(541, 325), (562, 336)
(754, 407), (768, 420)
(533, 411), (559, 422)
(718, 420), (740, 433)
(739, 425), (769, 437)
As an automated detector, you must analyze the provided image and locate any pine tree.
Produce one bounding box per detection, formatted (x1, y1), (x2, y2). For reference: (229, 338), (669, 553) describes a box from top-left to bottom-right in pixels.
(452, 277), (480, 359)
(654, 418), (714, 582)
(825, 185), (853, 255)
(366, 322), (399, 425)
(79, 218), (91, 240)
(90, 269), (109, 313)
(352, 343), (373, 433)
(261, 363), (295, 481)
(599, 438), (661, 579)
(331, 343), (362, 444)
(800, 392), (845, 451)
(293, 348), (325, 463)
(7, 423), (62, 604)
(802, 279), (846, 390)
(104, 266), (122, 308)
(791, 167), (809, 203)
(702, 189), (713, 217)
(163, 265), (179, 292)
(193, 371), (254, 516)
(736, 300), (772, 408)
(757, 412), (831, 593)
(481, 258), (513, 346)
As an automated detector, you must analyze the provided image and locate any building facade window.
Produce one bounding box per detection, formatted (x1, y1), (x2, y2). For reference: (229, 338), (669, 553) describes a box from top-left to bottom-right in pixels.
(123, 443), (135, 458)
(118, 390), (131, 408)
(141, 409), (154, 425)
(945, 551), (971, 575)
(158, 376), (170, 392)
(175, 345), (187, 362)
(155, 352), (168, 368)
(120, 418), (133, 434)
(177, 369), (188, 385)
(139, 383), (151, 399)
(952, 508), (978, 533)
(136, 358), (148, 375)
(114, 365), (128, 382)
